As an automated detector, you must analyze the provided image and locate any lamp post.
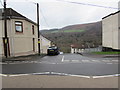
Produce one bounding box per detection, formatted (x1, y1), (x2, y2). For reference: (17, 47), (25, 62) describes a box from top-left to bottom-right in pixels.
(4, 0), (8, 58)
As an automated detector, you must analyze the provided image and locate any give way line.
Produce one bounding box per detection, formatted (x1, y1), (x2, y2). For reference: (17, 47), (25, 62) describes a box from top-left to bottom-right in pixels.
(0, 73), (120, 79)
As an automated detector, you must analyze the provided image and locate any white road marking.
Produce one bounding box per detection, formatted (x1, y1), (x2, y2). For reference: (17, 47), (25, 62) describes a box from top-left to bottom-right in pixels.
(61, 56), (64, 62)
(71, 60), (79, 62)
(9, 63), (20, 64)
(1, 72), (120, 79)
(0, 74), (8, 77)
(9, 62), (31, 64)
(0, 62), (7, 65)
(93, 74), (120, 79)
(102, 60), (110, 62)
(92, 60), (101, 62)
(56, 63), (70, 64)
(8, 72), (51, 77)
(32, 72), (50, 75)
(41, 61), (50, 63)
(30, 61), (35, 63)
(82, 60), (90, 62)
(33, 61), (40, 63)
(50, 63), (57, 64)
(63, 60), (70, 62)
(9, 74), (30, 77)
(68, 74), (90, 78)
(8, 61), (58, 65)
(112, 60), (118, 62)
(51, 72), (66, 75)
(106, 63), (113, 64)
(51, 72), (90, 78)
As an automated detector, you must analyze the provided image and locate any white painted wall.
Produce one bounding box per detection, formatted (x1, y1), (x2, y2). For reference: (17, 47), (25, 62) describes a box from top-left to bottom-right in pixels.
(71, 47), (75, 53)
(0, 20), (3, 57)
(11, 19), (38, 56)
(0, 19), (38, 57)
(40, 35), (51, 54)
(102, 11), (120, 50)
(0, 18), (52, 57)
(118, 11), (120, 49)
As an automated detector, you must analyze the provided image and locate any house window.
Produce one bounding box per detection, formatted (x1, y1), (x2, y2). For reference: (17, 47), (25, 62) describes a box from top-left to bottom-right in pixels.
(15, 21), (23, 33)
(32, 25), (34, 35)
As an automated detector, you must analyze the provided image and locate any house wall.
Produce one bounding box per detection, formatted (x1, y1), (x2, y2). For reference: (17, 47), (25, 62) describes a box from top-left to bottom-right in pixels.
(118, 12), (120, 49)
(71, 47), (75, 53)
(102, 12), (119, 50)
(11, 19), (38, 56)
(0, 19), (38, 57)
(40, 35), (51, 54)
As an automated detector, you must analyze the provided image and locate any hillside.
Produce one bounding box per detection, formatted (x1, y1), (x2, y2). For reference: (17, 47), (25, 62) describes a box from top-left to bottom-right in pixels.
(41, 21), (102, 53)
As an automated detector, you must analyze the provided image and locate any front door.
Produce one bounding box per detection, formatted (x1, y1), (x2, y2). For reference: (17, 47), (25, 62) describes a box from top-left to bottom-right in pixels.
(33, 38), (35, 52)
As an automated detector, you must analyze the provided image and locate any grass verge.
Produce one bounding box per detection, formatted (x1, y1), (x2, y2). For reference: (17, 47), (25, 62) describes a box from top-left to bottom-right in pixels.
(93, 52), (120, 55)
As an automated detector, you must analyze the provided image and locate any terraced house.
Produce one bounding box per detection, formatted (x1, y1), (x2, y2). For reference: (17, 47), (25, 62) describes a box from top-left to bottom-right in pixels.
(40, 35), (52, 54)
(102, 10), (120, 51)
(0, 8), (51, 57)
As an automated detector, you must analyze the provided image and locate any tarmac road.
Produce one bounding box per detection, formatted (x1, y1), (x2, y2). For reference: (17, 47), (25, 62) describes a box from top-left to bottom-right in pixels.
(2, 54), (119, 76)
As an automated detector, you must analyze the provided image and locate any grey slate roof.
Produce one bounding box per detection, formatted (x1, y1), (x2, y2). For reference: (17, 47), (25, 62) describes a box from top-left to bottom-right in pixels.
(0, 8), (37, 25)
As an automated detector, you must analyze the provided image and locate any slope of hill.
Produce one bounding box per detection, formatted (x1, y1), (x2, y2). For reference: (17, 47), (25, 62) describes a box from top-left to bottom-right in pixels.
(41, 21), (102, 53)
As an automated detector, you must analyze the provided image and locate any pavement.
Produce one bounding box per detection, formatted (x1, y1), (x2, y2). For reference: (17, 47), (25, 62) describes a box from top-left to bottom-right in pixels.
(1, 54), (46, 63)
(2, 75), (119, 88)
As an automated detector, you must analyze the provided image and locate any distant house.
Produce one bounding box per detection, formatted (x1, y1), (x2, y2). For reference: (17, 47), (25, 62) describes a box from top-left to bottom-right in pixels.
(102, 10), (120, 51)
(71, 44), (86, 53)
(40, 35), (51, 54)
(0, 8), (51, 57)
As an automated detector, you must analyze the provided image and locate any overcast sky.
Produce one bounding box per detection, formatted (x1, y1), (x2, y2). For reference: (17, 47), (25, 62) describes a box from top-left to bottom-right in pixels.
(0, 0), (119, 29)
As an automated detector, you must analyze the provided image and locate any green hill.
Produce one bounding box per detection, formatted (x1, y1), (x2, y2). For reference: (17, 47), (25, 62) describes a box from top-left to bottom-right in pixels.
(41, 21), (102, 53)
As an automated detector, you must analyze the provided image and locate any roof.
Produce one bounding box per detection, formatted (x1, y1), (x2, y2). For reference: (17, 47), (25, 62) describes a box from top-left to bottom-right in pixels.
(0, 8), (37, 25)
(40, 35), (52, 42)
(71, 44), (84, 48)
(102, 10), (120, 19)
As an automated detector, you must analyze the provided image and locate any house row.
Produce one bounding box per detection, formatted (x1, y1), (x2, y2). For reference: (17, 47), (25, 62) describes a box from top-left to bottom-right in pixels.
(102, 10), (120, 51)
(0, 8), (51, 57)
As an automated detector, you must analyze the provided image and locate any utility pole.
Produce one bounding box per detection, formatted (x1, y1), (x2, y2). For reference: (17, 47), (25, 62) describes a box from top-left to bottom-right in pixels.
(118, 1), (120, 10)
(4, 0), (8, 58)
(37, 3), (40, 55)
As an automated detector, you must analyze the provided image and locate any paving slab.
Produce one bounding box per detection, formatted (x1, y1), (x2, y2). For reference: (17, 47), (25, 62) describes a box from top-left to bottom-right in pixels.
(2, 75), (119, 88)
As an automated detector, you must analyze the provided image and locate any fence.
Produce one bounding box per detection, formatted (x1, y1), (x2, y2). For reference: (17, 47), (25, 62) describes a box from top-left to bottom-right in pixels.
(71, 46), (102, 53)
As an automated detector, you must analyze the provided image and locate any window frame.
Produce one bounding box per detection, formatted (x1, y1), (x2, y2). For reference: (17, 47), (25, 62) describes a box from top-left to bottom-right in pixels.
(15, 21), (23, 33)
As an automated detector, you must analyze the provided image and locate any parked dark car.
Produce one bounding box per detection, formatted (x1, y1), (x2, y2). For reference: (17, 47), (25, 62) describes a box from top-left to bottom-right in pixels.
(47, 46), (59, 55)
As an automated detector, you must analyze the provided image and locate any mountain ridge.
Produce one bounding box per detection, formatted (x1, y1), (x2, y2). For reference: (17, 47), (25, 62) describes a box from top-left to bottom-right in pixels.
(41, 21), (102, 53)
